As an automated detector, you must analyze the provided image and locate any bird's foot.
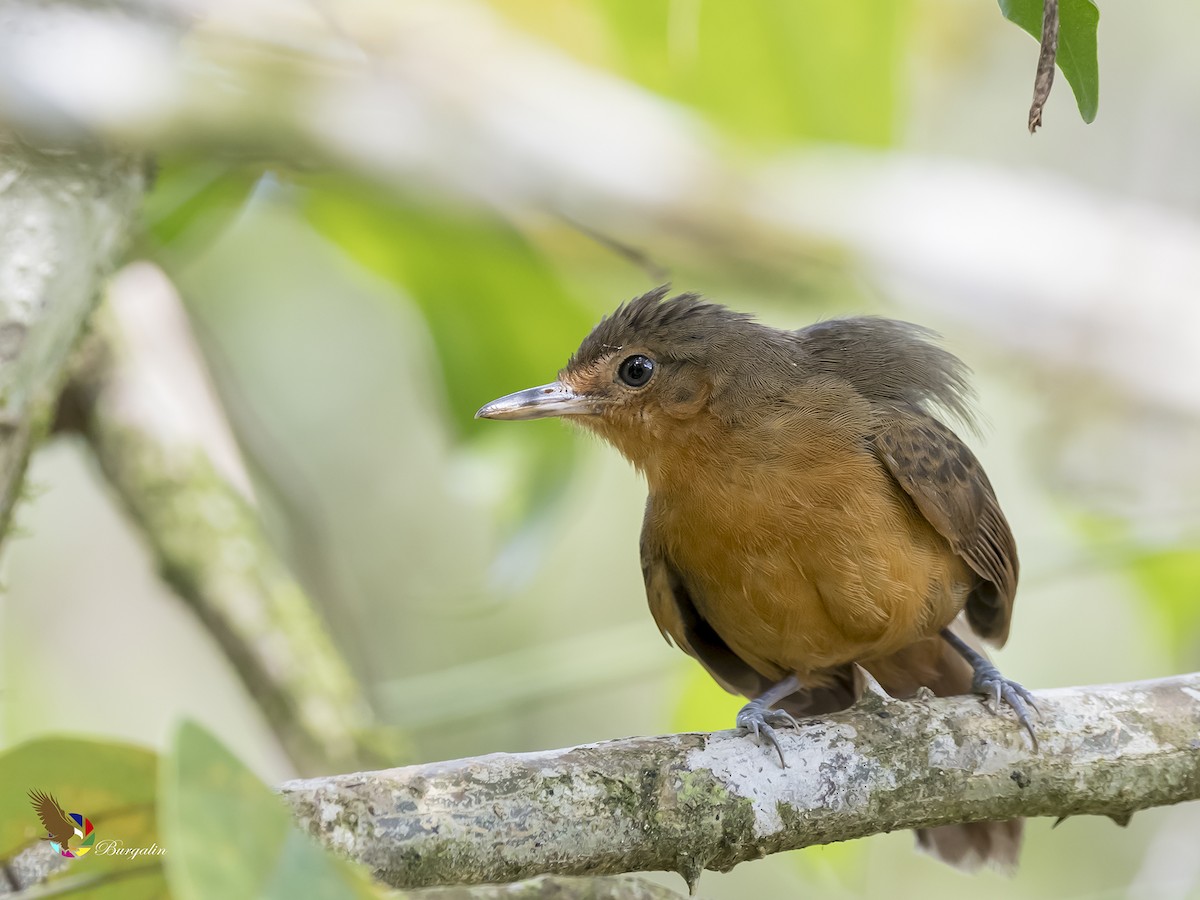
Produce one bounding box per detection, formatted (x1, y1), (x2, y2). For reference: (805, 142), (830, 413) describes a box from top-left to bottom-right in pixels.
(971, 662), (1039, 747)
(941, 627), (1039, 747)
(735, 701), (798, 768)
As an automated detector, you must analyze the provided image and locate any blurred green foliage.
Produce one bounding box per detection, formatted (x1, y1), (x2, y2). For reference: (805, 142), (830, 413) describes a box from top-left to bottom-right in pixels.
(669, 666), (740, 735)
(601, 0), (906, 146)
(163, 722), (379, 899)
(299, 179), (596, 434)
(1132, 546), (1200, 659)
(298, 178), (595, 536)
(1073, 514), (1200, 665)
(142, 160), (262, 265)
(495, 0), (1102, 138)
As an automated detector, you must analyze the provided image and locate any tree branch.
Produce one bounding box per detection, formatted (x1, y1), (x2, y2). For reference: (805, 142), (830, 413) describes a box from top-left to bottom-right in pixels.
(57, 275), (406, 776)
(1028, 0), (1060, 132)
(0, 135), (144, 548)
(408, 875), (687, 900)
(282, 673), (1200, 891)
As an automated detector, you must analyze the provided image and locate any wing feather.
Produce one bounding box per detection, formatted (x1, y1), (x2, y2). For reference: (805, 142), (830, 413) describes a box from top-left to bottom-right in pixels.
(872, 410), (1019, 645)
(641, 533), (768, 699)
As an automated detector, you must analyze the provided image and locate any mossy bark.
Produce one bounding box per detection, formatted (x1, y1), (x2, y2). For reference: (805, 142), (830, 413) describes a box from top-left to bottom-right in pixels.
(60, 299), (407, 776)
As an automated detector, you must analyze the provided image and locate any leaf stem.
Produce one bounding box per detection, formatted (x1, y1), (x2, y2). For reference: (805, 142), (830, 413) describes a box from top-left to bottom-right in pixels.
(1029, 0), (1060, 132)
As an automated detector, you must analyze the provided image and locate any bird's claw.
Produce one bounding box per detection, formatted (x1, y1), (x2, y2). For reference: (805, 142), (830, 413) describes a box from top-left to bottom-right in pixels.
(972, 664), (1039, 748)
(736, 703), (797, 767)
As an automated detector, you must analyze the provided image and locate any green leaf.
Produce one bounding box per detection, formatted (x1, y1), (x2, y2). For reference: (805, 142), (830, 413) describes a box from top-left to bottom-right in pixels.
(141, 158), (262, 263)
(0, 737), (165, 899)
(999, 0), (1100, 123)
(161, 721), (380, 900)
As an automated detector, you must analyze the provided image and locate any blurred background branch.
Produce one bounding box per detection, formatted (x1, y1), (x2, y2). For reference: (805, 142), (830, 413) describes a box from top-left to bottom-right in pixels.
(0, 136), (144, 547)
(53, 275), (404, 776)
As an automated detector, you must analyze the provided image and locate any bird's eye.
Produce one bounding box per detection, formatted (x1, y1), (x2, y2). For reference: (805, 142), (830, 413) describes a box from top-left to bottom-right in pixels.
(618, 354), (655, 388)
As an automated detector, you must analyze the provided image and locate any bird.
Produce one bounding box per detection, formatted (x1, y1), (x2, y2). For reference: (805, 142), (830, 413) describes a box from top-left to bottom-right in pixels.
(29, 790), (75, 851)
(476, 286), (1034, 870)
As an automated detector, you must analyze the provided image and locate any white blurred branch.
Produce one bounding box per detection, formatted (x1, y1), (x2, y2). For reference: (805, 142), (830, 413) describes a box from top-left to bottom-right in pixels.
(283, 673), (1200, 891)
(0, 134), (144, 546)
(0, 0), (1194, 420)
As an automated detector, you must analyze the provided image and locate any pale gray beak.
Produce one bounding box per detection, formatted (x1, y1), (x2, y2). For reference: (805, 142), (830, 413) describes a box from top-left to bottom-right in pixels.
(475, 382), (598, 421)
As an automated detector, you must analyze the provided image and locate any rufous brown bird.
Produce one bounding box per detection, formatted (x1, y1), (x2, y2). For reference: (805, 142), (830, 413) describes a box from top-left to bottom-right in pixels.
(477, 287), (1034, 870)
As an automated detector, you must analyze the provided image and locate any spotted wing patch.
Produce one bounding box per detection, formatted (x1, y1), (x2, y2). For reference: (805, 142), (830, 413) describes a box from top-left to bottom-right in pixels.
(872, 411), (1018, 645)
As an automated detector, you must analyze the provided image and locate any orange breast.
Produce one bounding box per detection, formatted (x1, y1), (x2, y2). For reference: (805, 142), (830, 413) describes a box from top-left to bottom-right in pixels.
(649, 445), (970, 681)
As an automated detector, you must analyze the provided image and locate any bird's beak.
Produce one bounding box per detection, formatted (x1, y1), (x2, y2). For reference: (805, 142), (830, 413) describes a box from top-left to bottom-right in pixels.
(475, 382), (598, 421)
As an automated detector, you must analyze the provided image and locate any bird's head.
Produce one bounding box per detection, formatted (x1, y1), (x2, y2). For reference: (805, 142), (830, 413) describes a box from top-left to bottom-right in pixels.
(476, 287), (792, 474)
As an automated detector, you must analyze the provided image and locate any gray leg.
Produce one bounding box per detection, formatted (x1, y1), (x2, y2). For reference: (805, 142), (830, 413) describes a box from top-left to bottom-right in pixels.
(736, 674), (802, 767)
(942, 628), (1038, 746)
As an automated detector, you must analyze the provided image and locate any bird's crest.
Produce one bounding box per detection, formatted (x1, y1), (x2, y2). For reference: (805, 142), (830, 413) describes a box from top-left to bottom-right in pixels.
(568, 286), (755, 370)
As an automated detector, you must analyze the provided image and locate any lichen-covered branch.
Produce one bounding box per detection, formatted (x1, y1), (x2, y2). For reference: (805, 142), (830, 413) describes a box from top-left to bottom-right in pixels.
(408, 875), (687, 900)
(57, 281), (405, 776)
(282, 673), (1200, 891)
(0, 134), (144, 547)
(0, 843), (66, 896)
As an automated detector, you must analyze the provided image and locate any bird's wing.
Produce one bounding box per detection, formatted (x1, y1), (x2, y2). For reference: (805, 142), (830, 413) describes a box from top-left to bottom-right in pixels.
(28, 790), (74, 840)
(640, 530), (769, 699)
(795, 317), (977, 431)
(871, 409), (1018, 646)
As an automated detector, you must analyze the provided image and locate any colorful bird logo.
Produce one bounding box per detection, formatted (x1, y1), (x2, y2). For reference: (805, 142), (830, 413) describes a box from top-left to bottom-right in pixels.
(28, 790), (95, 858)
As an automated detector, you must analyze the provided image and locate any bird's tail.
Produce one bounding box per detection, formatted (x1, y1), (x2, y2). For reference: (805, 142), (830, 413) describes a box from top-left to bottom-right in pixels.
(866, 621), (1023, 873)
